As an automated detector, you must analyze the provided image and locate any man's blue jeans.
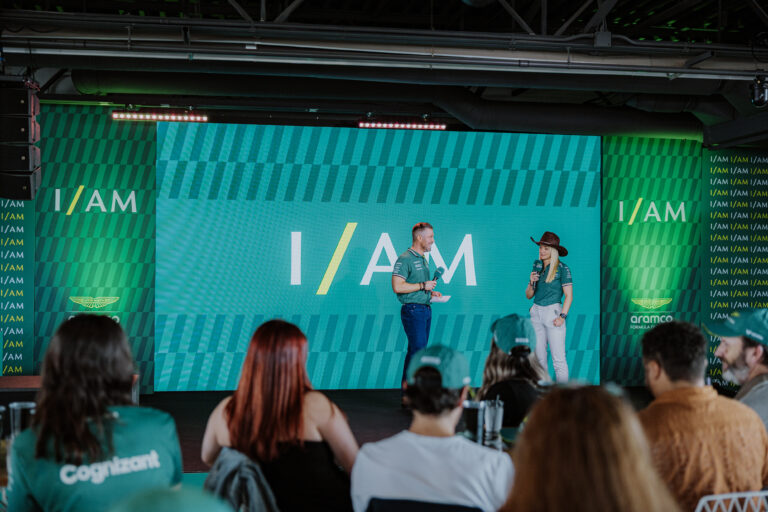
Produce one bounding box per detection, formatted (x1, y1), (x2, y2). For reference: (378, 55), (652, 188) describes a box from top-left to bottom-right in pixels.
(400, 303), (432, 386)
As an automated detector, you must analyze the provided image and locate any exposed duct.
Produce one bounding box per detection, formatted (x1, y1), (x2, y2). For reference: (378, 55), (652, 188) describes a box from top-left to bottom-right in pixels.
(71, 71), (702, 139)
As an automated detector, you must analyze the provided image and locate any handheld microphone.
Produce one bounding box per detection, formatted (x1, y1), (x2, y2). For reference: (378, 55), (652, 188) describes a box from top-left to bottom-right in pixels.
(532, 260), (543, 290)
(427, 267), (446, 293)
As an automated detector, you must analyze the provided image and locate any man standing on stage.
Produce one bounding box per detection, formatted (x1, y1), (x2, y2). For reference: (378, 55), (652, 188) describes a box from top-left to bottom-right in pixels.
(392, 222), (441, 396)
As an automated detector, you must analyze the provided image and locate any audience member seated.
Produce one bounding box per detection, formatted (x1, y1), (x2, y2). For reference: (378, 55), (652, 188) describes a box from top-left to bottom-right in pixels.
(477, 314), (548, 427)
(351, 345), (514, 512)
(501, 385), (680, 512)
(639, 321), (768, 511)
(7, 315), (183, 512)
(201, 319), (358, 512)
(709, 309), (768, 430)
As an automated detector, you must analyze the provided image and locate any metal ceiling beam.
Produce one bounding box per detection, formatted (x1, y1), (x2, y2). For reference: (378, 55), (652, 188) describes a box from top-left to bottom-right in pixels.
(275, 0), (306, 23)
(227, 0), (254, 24)
(705, 111), (768, 147)
(0, 9), (760, 58)
(39, 68), (68, 94)
(2, 35), (761, 81)
(582, 0), (618, 33)
(747, 0), (768, 29)
(623, 0), (701, 37)
(554, 0), (593, 36)
(497, 0), (535, 35)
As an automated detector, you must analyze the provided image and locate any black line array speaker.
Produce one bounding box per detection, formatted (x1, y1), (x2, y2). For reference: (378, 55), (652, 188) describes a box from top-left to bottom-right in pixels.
(0, 80), (41, 200)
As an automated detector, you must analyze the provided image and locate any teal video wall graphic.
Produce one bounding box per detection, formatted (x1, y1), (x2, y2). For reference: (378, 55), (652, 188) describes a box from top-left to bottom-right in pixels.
(601, 137), (702, 385)
(155, 124), (601, 391)
(33, 105), (156, 391)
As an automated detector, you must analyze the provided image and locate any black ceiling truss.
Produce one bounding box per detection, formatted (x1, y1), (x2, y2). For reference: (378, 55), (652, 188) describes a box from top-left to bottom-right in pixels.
(2, 1), (768, 147)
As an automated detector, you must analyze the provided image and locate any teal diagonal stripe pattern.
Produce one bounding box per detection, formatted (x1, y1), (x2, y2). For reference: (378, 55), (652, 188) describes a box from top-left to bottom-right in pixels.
(157, 124), (600, 207)
(156, 124), (601, 390)
(154, 312), (599, 390)
(35, 105), (156, 392)
(602, 136), (702, 385)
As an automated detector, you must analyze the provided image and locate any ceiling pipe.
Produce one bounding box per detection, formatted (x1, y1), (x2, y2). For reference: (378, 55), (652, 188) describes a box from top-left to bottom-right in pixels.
(52, 63), (730, 95)
(70, 71), (702, 139)
(626, 95), (737, 122)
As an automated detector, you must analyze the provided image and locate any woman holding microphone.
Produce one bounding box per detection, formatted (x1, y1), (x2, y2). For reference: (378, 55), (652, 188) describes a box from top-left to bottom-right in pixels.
(525, 232), (573, 383)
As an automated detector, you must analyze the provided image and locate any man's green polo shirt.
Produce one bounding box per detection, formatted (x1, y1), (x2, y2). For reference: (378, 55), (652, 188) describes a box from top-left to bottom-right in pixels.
(393, 248), (432, 305)
(533, 262), (573, 306)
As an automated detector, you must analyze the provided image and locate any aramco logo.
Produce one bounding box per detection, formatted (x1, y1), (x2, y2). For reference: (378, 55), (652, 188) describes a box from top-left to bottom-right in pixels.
(630, 298), (674, 328)
(69, 297), (120, 309)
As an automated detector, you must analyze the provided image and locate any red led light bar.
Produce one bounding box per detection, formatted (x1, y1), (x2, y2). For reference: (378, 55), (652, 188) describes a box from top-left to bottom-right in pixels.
(358, 121), (446, 130)
(111, 111), (208, 122)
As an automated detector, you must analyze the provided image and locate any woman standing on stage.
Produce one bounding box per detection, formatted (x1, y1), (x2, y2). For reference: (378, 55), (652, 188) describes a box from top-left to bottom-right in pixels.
(525, 232), (573, 383)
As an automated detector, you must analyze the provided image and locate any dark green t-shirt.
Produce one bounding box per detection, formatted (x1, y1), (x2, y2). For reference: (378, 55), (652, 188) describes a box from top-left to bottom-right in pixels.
(8, 406), (183, 512)
(392, 248), (432, 305)
(533, 262), (573, 306)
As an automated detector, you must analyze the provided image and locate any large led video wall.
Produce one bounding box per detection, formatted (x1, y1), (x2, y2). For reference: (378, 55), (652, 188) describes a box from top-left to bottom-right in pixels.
(4, 106), (765, 393)
(154, 124), (601, 390)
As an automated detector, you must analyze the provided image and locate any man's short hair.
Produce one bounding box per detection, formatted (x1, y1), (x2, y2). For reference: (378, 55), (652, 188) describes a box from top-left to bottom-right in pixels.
(641, 321), (707, 382)
(412, 222), (433, 240)
(743, 336), (768, 366)
(404, 367), (463, 415)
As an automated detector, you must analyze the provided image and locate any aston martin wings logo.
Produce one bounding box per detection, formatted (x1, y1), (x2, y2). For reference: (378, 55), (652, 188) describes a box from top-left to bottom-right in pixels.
(631, 298), (673, 310)
(69, 297), (120, 309)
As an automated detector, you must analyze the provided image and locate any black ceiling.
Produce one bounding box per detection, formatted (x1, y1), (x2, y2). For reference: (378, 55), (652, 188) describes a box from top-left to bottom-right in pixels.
(2, 0), (768, 146)
(4, 0), (767, 45)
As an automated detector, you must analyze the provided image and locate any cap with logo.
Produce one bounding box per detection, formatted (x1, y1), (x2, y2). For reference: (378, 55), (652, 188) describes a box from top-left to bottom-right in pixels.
(491, 314), (536, 354)
(705, 309), (768, 345)
(406, 345), (471, 389)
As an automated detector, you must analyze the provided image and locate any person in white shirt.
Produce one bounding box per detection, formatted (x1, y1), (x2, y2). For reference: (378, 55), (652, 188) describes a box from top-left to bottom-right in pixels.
(351, 345), (514, 512)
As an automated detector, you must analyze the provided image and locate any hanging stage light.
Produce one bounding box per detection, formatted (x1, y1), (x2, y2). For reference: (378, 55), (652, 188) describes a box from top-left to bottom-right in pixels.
(111, 111), (209, 122)
(358, 121), (447, 131)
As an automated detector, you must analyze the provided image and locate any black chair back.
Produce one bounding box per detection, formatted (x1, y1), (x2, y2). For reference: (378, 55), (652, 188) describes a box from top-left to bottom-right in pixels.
(366, 497), (482, 512)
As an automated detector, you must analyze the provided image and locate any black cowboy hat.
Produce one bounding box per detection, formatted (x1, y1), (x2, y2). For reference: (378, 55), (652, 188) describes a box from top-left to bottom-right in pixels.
(530, 231), (568, 256)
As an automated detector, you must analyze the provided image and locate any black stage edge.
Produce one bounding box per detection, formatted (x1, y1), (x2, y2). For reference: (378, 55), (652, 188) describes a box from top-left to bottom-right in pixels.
(0, 387), (654, 473)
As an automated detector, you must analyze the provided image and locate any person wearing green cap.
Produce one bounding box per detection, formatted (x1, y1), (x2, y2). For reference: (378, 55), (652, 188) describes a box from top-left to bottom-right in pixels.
(709, 309), (768, 430)
(477, 314), (548, 427)
(350, 345), (514, 512)
(638, 321), (768, 511)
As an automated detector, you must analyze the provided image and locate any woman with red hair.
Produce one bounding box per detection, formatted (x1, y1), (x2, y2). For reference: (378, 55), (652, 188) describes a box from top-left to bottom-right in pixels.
(202, 319), (359, 511)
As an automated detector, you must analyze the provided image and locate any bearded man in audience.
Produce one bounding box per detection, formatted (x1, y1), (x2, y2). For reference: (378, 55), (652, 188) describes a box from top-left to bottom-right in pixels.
(708, 309), (768, 430)
(639, 320), (768, 511)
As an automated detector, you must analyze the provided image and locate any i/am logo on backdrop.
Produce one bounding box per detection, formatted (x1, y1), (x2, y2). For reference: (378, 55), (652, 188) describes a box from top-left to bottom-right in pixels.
(289, 223), (477, 295)
(54, 187), (138, 214)
(618, 199), (686, 225)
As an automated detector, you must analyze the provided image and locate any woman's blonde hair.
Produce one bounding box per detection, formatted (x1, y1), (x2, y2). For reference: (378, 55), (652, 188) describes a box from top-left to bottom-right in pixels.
(501, 386), (681, 512)
(545, 246), (559, 283)
(478, 342), (547, 399)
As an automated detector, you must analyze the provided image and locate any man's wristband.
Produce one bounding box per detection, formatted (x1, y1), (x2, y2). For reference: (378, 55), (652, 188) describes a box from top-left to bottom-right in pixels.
(559, 313), (568, 320)
(420, 282), (425, 291)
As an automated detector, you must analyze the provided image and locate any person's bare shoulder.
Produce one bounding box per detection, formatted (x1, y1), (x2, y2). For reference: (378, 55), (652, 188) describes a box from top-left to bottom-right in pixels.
(304, 390), (335, 423)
